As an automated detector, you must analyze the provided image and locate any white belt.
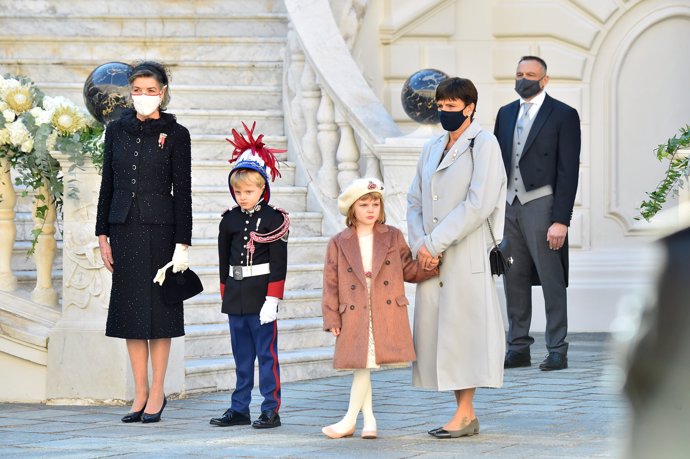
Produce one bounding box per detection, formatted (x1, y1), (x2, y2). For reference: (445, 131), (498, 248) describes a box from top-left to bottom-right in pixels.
(229, 263), (270, 280)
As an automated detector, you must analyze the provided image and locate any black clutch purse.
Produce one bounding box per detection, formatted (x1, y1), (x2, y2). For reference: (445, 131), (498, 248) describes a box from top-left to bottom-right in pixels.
(487, 219), (512, 277)
(161, 266), (204, 304)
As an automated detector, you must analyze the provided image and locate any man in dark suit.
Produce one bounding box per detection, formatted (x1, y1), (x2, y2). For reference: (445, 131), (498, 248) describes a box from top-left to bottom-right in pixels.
(494, 56), (581, 371)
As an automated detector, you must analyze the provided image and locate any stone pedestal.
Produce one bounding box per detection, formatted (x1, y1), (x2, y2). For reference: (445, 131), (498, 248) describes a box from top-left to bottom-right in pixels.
(45, 153), (184, 403)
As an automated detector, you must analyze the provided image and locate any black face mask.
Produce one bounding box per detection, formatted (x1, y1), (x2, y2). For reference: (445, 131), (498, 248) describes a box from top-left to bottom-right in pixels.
(438, 109), (468, 132)
(514, 78), (543, 99)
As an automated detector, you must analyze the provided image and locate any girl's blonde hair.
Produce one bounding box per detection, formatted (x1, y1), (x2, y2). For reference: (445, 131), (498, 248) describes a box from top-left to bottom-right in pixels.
(345, 192), (386, 227)
(230, 169), (266, 189)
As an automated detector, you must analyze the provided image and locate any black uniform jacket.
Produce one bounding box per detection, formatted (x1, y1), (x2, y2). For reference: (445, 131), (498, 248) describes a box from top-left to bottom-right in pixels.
(218, 204), (288, 315)
(95, 109), (192, 245)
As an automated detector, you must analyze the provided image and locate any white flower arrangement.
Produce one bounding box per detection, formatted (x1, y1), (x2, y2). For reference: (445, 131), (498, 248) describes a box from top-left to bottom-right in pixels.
(0, 73), (105, 253)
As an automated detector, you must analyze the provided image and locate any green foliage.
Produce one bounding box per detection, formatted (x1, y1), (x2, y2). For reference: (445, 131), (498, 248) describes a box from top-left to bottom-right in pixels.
(637, 125), (690, 221)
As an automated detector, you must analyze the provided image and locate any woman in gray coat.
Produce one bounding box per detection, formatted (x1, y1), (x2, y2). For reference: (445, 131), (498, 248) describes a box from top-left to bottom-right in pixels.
(407, 77), (507, 438)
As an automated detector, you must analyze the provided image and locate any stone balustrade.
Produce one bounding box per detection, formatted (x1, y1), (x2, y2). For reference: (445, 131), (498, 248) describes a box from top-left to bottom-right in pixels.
(284, 0), (416, 232)
(0, 157), (58, 305)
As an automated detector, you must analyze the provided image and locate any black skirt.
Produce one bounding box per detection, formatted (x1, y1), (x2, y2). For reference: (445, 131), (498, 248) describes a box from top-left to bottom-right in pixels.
(105, 206), (185, 339)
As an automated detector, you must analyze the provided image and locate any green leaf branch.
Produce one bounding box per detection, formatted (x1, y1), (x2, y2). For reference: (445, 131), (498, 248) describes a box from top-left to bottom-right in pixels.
(637, 125), (690, 222)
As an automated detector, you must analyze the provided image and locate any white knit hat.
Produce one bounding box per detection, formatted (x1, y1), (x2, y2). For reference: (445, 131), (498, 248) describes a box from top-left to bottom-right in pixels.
(337, 177), (385, 216)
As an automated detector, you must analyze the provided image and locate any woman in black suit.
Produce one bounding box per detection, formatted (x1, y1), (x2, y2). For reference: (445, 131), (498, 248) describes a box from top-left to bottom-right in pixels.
(96, 61), (192, 423)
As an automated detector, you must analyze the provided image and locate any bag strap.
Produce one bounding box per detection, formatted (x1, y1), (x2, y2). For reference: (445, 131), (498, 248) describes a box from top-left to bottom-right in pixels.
(468, 137), (500, 250)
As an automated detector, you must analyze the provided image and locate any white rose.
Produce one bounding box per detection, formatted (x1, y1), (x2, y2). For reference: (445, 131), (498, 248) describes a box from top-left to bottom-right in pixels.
(20, 137), (34, 153)
(7, 120), (30, 147)
(0, 77), (20, 99)
(30, 106), (53, 125)
(2, 109), (16, 123)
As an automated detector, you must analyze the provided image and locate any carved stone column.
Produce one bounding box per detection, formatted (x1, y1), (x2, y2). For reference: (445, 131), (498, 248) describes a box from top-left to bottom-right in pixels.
(45, 153), (184, 403)
(335, 109), (361, 191)
(299, 62), (322, 176)
(287, 25), (306, 142)
(316, 89), (339, 198)
(0, 157), (18, 291)
(360, 143), (382, 181)
(30, 181), (58, 305)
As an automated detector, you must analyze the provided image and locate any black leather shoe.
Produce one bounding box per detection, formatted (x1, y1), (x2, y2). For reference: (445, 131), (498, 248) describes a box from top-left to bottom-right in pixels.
(141, 396), (167, 424)
(252, 410), (281, 429)
(504, 350), (531, 368)
(209, 409), (251, 427)
(539, 352), (568, 371)
(121, 407), (145, 423)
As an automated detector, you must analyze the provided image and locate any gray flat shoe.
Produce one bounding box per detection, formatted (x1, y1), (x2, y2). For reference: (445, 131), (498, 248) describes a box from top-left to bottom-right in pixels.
(429, 418), (479, 439)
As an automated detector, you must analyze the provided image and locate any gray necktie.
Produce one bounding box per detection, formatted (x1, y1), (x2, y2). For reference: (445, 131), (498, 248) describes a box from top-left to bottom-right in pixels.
(516, 102), (533, 138)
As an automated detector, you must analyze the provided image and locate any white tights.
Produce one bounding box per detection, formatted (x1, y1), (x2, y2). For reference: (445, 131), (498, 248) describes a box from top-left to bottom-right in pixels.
(329, 369), (376, 433)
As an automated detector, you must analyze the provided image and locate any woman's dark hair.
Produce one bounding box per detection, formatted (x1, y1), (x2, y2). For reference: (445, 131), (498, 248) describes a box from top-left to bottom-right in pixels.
(435, 77), (478, 120)
(128, 60), (171, 110)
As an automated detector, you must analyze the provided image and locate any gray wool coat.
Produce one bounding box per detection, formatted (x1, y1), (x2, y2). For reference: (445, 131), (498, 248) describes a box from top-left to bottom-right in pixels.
(407, 119), (507, 391)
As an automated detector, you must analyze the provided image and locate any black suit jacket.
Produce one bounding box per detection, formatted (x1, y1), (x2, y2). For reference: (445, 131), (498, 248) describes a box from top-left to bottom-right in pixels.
(494, 93), (581, 225)
(95, 110), (192, 245)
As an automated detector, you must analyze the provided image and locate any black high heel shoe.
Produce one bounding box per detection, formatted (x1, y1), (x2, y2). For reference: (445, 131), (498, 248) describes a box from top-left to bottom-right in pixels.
(141, 396), (167, 424)
(121, 406), (146, 423)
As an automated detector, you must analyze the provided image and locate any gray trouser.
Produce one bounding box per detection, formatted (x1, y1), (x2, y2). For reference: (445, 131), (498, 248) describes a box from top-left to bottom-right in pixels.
(503, 195), (568, 355)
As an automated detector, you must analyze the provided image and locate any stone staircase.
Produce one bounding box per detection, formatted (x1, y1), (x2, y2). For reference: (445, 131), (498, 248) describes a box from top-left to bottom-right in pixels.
(1, 0), (337, 396)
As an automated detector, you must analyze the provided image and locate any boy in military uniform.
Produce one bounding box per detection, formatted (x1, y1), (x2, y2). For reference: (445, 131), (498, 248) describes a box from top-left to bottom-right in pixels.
(210, 122), (289, 429)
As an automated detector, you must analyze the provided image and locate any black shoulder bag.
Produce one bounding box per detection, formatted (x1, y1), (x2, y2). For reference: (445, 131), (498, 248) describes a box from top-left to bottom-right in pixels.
(468, 137), (513, 276)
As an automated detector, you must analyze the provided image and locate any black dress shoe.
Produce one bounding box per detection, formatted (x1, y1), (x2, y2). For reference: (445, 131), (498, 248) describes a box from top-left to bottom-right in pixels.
(121, 407), (145, 423)
(252, 410), (281, 429)
(539, 352), (568, 371)
(141, 396), (167, 424)
(504, 350), (531, 368)
(210, 409), (251, 427)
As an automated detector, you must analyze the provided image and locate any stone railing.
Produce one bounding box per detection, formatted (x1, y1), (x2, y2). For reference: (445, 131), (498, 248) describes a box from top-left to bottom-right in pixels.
(283, 0), (405, 232)
(0, 157), (59, 305)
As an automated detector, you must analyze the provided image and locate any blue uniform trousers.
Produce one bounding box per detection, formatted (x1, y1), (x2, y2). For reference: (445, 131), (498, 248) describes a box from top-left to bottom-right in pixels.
(228, 314), (281, 414)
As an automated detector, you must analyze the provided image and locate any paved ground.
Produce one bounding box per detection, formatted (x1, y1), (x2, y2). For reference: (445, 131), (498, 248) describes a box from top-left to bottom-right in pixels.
(0, 333), (629, 458)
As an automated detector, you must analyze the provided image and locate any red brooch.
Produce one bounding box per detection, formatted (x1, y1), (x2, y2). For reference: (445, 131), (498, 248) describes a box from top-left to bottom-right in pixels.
(367, 182), (377, 190)
(158, 133), (167, 149)
(365, 271), (372, 278)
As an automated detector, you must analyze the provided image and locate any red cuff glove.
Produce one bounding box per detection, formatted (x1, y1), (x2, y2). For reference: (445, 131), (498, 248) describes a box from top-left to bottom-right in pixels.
(220, 282), (225, 299)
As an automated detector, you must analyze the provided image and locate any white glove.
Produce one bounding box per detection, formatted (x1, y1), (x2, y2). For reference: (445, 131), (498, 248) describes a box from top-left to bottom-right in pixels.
(172, 244), (189, 273)
(153, 261), (175, 286)
(259, 296), (279, 325)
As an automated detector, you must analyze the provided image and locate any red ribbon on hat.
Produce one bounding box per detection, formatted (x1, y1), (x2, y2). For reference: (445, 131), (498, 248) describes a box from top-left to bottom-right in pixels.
(226, 121), (286, 182)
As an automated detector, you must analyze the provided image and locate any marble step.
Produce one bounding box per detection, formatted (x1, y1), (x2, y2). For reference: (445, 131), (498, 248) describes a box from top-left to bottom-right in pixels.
(173, 109), (284, 136)
(184, 317), (334, 359)
(191, 160), (294, 188)
(189, 235), (328, 267)
(0, 36), (286, 63)
(1, 14), (287, 39)
(38, 82), (283, 111)
(13, 270), (63, 299)
(1, 0), (287, 16)
(0, 59), (283, 86)
(11, 241), (63, 272)
(191, 134), (286, 161)
(0, 289), (61, 350)
(184, 289), (323, 325)
(192, 185), (306, 213)
(184, 346), (336, 394)
(196, 263), (325, 294)
(190, 211), (322, 239)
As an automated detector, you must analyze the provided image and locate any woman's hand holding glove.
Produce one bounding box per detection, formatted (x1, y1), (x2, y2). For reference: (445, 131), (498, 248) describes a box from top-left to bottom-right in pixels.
(259, 296), (279, 324)
(172, 244), (189, 273)
(153, 244), (189, 285)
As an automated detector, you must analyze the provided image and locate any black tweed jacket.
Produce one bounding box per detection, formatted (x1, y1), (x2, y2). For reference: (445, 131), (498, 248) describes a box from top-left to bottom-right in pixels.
(95, 109), (192, 245)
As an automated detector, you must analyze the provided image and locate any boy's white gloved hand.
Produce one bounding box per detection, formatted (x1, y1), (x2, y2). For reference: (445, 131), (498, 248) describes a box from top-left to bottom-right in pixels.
(172, 244), (189, 273)
(259, 296), (279, 324)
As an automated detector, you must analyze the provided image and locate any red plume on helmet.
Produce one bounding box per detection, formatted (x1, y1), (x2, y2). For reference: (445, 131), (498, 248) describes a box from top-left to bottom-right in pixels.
(226, 121), (286, 203)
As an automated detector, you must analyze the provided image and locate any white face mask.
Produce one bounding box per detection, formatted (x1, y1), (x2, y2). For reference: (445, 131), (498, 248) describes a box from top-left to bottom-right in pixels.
(131, 94), (161, 117)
